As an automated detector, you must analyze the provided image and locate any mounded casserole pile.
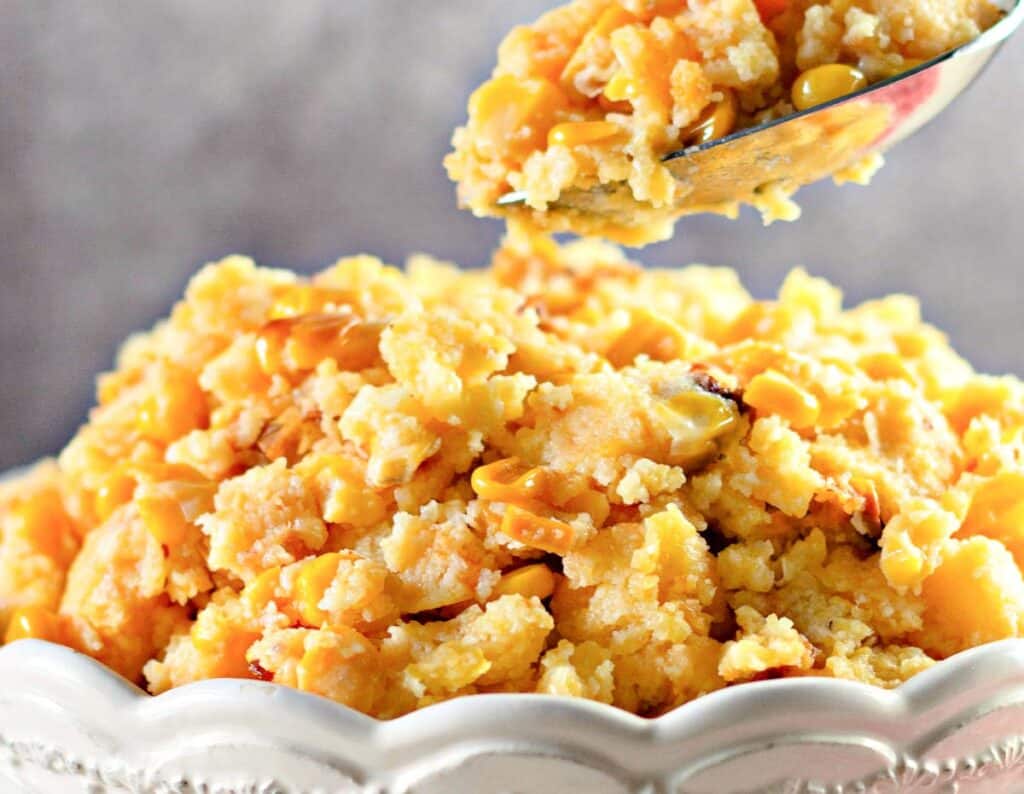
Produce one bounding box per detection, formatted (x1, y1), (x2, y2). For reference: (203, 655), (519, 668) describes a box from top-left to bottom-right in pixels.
(3, 228), (1024, 717)
(446, 0), (1002, 243)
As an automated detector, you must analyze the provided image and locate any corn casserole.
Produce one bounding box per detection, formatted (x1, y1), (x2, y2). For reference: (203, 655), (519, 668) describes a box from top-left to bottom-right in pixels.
(446, 0), (1003, 244)
(2, 228), (1023, 718)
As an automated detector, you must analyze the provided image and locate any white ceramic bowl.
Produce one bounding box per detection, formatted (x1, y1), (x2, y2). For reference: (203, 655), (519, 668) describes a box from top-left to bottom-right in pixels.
(3, 461), (1024, 793)
(3, 638), (1024, 793)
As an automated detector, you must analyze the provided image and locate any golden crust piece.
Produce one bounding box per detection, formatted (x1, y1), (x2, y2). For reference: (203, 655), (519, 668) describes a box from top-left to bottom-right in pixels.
(3, 230), (1024, 717)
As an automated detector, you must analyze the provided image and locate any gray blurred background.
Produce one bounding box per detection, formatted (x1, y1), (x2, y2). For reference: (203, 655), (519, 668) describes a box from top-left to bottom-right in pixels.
(1, 2), (1021, 471)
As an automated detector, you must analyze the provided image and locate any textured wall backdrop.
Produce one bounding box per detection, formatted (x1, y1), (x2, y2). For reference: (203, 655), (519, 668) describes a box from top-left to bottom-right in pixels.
(1, 1), (1021, 470)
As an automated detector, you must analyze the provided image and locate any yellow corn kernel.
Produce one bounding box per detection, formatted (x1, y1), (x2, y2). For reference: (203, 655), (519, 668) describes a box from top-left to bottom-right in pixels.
(744, 369), (821, 429)
(471, 457), (547, 503)
(858, 351), (914, 383)
(959, 473), (1024, 565)
(256, 317), (301, 375)
(882, 545), (924, 588)
(682, 90), (738, 147)
(791, 64), (868, 111)
(338, 319), (387, 371)
(136, 397), (163, 439)
(4, 606), (63, 644)
(721, 302), (799, 346)
(947, 377), (1019, 434)
(492, 564), (557, 601)
(880, 523), (930, 589)
(258, 314), (384, 375)
(606, 309), (690, 367)
(294, 553), (353, 627)
(136, 377), (207, 443)
(255, 329), (285, 374)
(137, 494), (189, 547)
(962, 473), (1024, 535)
(661, 390), (738, 436)
(288, 317), (385, 372)
(136, 477), (216, 548)
(500, 504), (575, 555)
(95, 469), (138, 523)
(590, 5), (637, 36)
(561, 488), (611, 528)
(604, 71), (637, 103)
(468, 75), (566, 157)
(548, 121), (624, 148)
(242, 567), (283, 614)
(208, 631), (261, 679)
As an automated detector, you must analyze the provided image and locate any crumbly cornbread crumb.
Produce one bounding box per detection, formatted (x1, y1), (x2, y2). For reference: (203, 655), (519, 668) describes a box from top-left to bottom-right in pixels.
(3, 229), (1024, 718)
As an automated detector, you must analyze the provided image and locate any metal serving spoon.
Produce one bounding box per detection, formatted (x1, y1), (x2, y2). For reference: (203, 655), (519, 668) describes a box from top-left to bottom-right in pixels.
(497, 0), (1024, 225)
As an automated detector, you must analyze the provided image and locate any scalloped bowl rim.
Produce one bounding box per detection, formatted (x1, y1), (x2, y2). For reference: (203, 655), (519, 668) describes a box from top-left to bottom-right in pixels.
(4, 622), (1024, 740)
(5, 462), (1024, 775)
(4, 636), (1024, 791)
